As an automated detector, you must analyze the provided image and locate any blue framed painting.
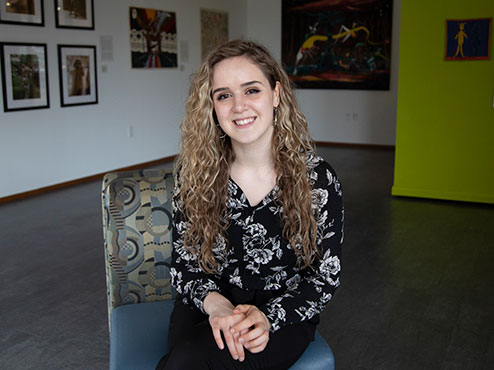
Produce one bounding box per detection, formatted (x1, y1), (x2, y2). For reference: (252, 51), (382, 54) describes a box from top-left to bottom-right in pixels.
(445, 18), (492, 61)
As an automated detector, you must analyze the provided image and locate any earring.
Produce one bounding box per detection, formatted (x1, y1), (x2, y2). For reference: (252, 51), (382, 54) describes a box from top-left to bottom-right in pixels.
(273, 107), (278, 126)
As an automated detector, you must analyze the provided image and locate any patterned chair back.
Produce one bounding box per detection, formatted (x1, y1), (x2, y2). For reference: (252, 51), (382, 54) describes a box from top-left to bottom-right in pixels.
(101, 169), (175, 326)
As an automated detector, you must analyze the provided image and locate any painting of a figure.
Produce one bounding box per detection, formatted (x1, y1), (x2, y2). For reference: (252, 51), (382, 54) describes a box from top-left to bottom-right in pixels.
(66, 55), (90, 96)
(130, 7), (178, 68)
(10, 53), (40, 100)
(445, 18), (492, 61)
(6, 0), (35, 14)
(57, 44), (97, 107)
(201, 9), (228, 61)
(282, 0), (393, 90)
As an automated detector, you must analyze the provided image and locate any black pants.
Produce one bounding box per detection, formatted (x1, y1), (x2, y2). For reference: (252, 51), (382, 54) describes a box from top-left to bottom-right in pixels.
(156, 293), (317, 370)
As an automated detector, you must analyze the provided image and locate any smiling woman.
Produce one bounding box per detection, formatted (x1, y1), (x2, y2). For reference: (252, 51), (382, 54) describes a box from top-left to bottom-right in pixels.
(155, 39), (344, 370)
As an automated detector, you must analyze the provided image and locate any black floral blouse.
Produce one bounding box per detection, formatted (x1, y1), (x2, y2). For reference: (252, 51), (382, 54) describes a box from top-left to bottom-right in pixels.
(170, 153), (344, 332)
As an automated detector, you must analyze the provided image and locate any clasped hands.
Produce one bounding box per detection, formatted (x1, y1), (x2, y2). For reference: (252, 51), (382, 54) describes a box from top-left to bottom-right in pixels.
(204, 292), (271, 362)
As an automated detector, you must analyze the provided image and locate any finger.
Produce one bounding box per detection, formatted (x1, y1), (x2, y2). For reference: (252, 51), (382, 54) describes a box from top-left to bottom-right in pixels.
(247, 342), (268, 354)
(211, 327), (224, 350)
(240, 328), (249, 336)
(244, 331), (269, 350)
(224, 332), (239, 360)
(239, 326), (264, 344)
(233, 304), (251, 314)
(231, 316), (255, 334)
(234, 332), (245, 362)
(231, 312), (247, 325)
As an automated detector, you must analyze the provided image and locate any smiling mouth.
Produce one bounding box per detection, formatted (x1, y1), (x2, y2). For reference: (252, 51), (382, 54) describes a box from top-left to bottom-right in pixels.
(233, 117), (256, 126)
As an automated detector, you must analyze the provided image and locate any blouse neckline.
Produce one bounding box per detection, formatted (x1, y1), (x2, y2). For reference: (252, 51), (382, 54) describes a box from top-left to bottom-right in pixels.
(228, 177), (279, 209)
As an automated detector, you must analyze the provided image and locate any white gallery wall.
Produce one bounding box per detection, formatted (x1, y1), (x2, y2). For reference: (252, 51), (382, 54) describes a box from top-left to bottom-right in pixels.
(0, 0), (247, 198)
(1, 0), (399, 198)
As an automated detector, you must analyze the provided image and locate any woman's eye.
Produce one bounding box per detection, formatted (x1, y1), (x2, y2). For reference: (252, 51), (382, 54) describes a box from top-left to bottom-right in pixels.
(246, 88), (260, 95)
(216, 93), (230, 101)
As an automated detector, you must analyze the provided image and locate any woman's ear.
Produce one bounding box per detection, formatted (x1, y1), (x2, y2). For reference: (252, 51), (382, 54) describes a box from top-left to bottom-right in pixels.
(273, 81), (281, 108)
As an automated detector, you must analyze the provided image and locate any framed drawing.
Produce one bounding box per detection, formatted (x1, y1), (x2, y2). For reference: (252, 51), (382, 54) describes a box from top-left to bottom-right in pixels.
(57, 44), (98, 107)
(445, 18), (492, 61)
(282, 0), (393, 90)
(1, 42), (49, 112)
(200, 9), (228, 61)
(0, 0), (44, 26)
(55, 0), (94, 29)
(130, 6), (177, 68)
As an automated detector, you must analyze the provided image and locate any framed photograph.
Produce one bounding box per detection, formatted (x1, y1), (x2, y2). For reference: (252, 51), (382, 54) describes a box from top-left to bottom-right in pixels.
(445, 18), (492, 61)
(1, 42), (49, 112)
(0, 0), (44, 26)
(54, 0), (94, 29)
(130, 7), (177, 68)
(57, 44), (98, 107)
(282, 0), (393, 90)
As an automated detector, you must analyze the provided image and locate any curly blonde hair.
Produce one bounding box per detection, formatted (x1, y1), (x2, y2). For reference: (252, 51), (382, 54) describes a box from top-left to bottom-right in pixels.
(176, 39), (318, 273)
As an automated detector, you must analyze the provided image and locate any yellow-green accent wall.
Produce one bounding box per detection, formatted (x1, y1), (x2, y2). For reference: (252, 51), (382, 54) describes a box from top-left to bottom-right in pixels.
(392, 0), (494, 204)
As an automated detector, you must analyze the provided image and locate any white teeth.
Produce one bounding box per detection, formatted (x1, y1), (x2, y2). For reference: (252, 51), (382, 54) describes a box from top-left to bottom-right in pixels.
(234, 117), (255, 126)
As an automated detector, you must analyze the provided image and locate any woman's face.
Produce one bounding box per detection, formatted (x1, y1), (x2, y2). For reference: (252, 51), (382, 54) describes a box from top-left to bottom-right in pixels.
(211, 56), (280, 151)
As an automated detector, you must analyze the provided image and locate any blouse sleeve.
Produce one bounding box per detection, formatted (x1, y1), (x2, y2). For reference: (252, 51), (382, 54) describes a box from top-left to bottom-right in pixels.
(259, 161), (344, 332)
(169, 180), (221, 314)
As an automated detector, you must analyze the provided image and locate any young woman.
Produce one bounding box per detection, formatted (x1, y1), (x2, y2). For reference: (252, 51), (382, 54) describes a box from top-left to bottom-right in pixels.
(156, 39), (343, 370)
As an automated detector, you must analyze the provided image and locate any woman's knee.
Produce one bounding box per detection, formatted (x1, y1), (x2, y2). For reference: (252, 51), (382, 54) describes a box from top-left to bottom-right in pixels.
(163, 324), (218, 369)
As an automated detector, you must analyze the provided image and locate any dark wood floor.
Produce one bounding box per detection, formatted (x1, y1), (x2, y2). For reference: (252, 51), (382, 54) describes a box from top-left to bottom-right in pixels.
(1, 146), (493, 370)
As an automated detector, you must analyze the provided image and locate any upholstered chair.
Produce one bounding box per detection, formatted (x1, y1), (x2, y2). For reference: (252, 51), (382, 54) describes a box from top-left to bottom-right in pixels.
(102, 169), (334, 370)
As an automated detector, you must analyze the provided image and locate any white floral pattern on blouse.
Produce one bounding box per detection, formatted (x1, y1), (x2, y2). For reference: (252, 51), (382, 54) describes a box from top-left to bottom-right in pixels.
(170, 153), (344, 332)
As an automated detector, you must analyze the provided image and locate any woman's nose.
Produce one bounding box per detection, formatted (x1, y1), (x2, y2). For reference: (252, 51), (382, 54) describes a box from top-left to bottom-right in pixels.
(233, 96), (247, 113)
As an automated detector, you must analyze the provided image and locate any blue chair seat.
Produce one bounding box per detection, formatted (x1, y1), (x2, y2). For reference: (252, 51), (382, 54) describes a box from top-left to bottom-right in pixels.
(110, 300), (334, 370)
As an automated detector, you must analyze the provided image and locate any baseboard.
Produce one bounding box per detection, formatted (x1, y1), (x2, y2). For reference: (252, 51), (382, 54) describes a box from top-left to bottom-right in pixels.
(391, 185), (494, 205)
(315, 141), (395, 150)
(0, 155), (177, 205)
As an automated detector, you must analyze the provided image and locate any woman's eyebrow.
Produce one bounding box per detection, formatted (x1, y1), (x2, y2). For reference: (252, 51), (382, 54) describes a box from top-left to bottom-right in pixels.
(212, 80), (264, 96)
(241, 80), (263, 87)
(212, 87), (229, 96)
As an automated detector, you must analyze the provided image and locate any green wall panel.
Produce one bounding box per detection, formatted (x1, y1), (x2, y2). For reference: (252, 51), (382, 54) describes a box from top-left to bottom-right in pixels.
(392, 0), (494, 203)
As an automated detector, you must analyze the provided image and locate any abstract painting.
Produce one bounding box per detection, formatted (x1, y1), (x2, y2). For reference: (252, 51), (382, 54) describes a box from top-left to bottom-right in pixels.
(130, 7), (177, 68)
(282, 0), (393, 90)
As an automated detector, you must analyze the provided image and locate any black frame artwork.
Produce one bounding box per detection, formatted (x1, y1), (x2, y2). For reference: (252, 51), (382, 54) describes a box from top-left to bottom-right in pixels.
(57, 44), (98, 107)
(0, 0), (45, 26)
(54, 0), (94, 30)
(1, 42), (50, 112)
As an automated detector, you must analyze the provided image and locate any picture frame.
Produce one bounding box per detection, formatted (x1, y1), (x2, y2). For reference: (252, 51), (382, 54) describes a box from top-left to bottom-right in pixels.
(57, 44), (98, 107)
(1, 42), (49, 112)
(282, 0), (393, 90)
(54, 0), (94, 30)
(0, 0), (44, 26)
(445, 18), (492, 61)
(129, 6), (178, 68)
